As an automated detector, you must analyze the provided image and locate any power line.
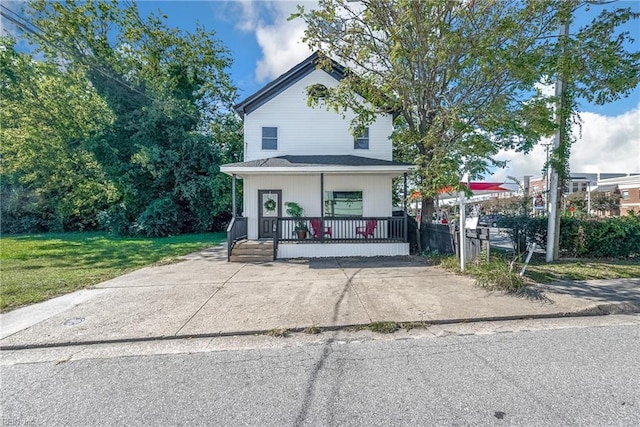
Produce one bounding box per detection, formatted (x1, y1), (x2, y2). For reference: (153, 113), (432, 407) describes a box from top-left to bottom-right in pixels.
(1, 3), (231, 124)
(0, 4), (158, 105)
(0, 1), (235, 122)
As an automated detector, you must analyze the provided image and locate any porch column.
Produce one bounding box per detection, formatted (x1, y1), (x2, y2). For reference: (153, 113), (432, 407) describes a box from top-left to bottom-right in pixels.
(403, 172), (408, 242)
(320, 173), (325, 242)
(232, 173), (237, 218)
(320, 173), (324, 217)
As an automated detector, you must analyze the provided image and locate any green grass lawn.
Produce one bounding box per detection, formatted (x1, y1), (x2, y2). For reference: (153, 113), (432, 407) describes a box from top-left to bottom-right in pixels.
(523, 259), (640, 283)
(0, 232), (225, 312)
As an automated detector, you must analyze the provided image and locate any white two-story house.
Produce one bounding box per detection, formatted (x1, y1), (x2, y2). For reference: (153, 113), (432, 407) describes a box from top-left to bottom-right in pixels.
(221, 52), (412, 260)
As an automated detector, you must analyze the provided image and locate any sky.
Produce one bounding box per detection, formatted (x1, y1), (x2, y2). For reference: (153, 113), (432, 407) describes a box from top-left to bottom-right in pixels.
(3, 0), (639, 185)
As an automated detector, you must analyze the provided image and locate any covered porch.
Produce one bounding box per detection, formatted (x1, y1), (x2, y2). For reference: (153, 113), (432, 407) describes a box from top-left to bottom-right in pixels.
(221, 155), (413, 260)
(226, 215), (408, 261)
(273, 215), (407, 259)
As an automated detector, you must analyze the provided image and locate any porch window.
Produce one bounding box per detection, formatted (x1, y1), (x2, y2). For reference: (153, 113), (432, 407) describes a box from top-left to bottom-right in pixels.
(354, 127), (369, 150)
(262, 127), (278, 150)
(324, 191), (363, 217)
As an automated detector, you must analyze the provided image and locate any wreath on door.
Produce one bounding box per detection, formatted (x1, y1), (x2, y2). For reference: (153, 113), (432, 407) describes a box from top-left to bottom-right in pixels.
(264, 198), (277, 212)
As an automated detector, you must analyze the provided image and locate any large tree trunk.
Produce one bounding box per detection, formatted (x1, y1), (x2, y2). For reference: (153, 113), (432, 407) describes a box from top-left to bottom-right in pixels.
(421, 197), (436, 226)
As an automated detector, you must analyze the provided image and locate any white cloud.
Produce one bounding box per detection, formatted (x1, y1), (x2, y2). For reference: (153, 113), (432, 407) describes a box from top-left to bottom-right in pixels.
(235, 1), (316, 82)
(234, 1), (260, 32)
(254, 21), (311, 81)
(234, 2), (640, 184)
(487, 106), (640, 183)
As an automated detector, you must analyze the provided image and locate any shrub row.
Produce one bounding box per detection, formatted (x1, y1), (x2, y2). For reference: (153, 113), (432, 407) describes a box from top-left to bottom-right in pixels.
(499, 213), (640, 259)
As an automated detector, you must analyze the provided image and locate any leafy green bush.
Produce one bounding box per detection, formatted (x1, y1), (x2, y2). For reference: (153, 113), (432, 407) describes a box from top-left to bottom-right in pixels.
(560, 216), (640, 258)
(0, 185), (47, 234)
(135, 197), (180, 237)
(501, 214), (640, 259)
(499, 215), (547, 254)
(435, 254), (524, 292)
(97, 204), (134, 236)
(467, 258), (525, 291)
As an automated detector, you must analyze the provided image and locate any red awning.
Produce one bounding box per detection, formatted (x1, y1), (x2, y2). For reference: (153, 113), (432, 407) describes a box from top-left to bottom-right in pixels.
(411, 183), (510, 199)
(466, 182), (509, 192)
(436, 182), (509, 195)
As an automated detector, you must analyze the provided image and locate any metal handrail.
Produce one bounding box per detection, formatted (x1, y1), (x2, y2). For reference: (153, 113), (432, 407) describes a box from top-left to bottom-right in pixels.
(226, 216), (247, 261)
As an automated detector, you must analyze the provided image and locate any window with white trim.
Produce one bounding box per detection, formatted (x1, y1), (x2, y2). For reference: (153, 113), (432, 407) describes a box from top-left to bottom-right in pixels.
(354, 127), (369, 150)
(262, 127), (277, 150)
(324, 191), (363, 217)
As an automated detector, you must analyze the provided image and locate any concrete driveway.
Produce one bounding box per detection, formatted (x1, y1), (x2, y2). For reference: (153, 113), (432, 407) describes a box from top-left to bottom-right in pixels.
(1, 245), (637, 348)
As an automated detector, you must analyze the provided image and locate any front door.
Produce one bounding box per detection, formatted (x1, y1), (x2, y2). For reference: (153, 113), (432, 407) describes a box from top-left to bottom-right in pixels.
(258, 190), (281, 239)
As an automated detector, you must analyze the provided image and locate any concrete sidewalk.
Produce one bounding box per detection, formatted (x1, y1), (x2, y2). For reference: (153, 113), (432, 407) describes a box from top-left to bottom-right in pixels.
(1, 245), (639, 349)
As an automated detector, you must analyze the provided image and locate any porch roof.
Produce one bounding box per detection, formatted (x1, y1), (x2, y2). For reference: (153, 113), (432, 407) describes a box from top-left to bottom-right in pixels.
(220, 155), (413, 175)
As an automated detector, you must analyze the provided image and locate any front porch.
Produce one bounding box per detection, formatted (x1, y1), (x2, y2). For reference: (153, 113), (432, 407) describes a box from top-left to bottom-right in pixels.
(227, 215), (409, 261)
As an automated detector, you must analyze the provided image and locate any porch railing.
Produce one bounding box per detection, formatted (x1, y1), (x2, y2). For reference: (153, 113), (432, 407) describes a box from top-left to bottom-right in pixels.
(274, 216), (407, 252)
(226, 216), (247, 261)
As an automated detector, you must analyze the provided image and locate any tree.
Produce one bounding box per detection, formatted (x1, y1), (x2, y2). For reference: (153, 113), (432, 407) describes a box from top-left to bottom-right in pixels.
(0, 37), (116, 232)
(591, 190), (621, 217)
(294, 0), (559, 222)
(20, 0), (239, 236)
(295, 0), (638, 226)
(540, 1), (639, 260)
(481, 196), (526, 217)
(566, 192), (588, 216)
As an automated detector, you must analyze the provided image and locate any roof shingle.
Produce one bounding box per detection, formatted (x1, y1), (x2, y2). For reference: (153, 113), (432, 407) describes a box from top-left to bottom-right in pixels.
(222, 155), (412, 168)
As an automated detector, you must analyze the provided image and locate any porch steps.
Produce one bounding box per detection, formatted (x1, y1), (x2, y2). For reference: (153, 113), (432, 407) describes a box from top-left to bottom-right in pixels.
(230, 240), (274, 263)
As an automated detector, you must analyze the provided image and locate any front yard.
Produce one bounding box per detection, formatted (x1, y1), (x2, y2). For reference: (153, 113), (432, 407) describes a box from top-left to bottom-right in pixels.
(524, 259), (640, 283)
(0, 232), (225, 312)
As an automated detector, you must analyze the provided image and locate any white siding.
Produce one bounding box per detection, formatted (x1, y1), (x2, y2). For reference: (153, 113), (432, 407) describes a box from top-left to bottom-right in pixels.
(324, 174), (393, 217)
(243, 173), (395, 239)
(277, 243), (409, 258)
(244, 69), (393, 162)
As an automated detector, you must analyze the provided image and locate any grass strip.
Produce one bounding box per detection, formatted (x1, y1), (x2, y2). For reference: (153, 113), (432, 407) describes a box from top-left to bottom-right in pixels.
(431, 253), (639, 291)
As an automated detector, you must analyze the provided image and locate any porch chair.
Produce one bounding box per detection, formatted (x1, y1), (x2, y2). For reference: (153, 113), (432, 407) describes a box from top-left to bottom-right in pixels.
(355, 219), (377, 239)
(310, 219), (332, 239)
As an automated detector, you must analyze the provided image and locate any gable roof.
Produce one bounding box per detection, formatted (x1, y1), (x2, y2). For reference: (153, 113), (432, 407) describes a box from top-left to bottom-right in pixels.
(234, 52), (346, 118)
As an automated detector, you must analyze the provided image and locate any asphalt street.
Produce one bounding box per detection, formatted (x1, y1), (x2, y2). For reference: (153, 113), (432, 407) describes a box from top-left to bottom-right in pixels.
(2, 315), (639, 426)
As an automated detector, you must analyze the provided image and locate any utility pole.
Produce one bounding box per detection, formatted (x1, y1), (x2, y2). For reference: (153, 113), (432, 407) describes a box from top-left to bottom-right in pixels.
(542, 142), (552, 214)
(546, 18), (570, 263)
(587, 181), (591, 216)
(459, 171), (469, 271)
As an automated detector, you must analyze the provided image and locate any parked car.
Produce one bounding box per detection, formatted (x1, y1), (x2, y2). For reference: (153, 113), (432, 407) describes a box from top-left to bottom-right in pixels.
(478, 214), (502, 228)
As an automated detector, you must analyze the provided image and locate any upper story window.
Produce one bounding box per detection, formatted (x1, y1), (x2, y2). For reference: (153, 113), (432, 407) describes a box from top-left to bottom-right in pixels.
(354, 127), (369, 150)
(622, 190), (629, 200)
(262, 127), (278, 150)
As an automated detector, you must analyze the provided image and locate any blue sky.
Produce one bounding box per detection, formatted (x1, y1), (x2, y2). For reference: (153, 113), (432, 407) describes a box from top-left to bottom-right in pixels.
(131, 0), (640, 116)
(2, 0), (639, 178)
(138, 0), (640, 180)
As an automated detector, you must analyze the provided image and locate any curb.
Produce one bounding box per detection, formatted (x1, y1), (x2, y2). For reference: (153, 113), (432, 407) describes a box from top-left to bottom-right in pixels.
(2, 302), (638, 351)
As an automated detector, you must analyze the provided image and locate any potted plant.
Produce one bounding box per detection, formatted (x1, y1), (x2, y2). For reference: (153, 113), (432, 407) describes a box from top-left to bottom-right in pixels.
(285, 202), (308, 239)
